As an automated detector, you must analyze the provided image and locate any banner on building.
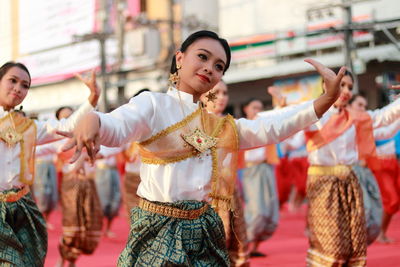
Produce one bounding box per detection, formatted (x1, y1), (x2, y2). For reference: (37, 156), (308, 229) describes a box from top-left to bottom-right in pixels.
(272, 75), (323, 106)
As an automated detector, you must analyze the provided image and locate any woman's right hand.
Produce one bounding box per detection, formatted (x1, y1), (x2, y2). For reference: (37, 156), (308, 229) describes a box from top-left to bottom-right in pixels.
(305, 58), (346, 118)
(58, 112), (101, 163)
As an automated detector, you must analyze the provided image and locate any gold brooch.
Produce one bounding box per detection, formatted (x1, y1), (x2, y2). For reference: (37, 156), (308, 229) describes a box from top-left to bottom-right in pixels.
(181, 128), (218, 153)
(0, 127), (23, 146)
(205, 90), (217, 103)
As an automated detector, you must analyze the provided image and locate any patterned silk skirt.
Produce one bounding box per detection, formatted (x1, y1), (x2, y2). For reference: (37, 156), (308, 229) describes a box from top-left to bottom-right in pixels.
(352, 164), (382, 245)
(123, 171), (141, 216)
(59, 172), (103, 262)
(306, 165), (367, 267)
(241, 163), (279, 243)
(32, 160), (58, 216)
(95, 166), (121, 220)
(217, 187), (249, 267)
(117, 200), (230, 267)
(0, 191), (47, 266)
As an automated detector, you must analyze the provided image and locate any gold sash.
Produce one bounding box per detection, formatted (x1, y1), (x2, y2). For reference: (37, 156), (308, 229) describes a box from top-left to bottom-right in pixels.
(138, 107), (239, 212)
(0, 112), (37, 185)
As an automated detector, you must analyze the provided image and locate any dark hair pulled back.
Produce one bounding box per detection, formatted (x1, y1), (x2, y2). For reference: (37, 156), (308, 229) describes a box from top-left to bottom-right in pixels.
(0, 61), (31, 87)
(170, 30), (231, 75)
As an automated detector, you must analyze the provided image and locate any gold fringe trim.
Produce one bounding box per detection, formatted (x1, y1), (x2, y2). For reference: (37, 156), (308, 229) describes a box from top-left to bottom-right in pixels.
(19, 122), (36, 185)
(226, 114), (239, 150)
(208, 114), (239, 212)
(0, 113), (36, 185)
(141, 151), (197, 165)
(140, 107), (201, 146)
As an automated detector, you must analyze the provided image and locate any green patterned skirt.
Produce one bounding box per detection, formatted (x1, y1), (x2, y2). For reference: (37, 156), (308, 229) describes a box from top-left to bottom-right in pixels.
(0, 191), (47, 266)
(117, 200), (229, 267)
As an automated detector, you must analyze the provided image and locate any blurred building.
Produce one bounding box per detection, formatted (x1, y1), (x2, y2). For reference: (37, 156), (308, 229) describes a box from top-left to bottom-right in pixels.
(1, 0), (400, 118)
(219, 0), (400, 116)
(0, 0), (218, 117)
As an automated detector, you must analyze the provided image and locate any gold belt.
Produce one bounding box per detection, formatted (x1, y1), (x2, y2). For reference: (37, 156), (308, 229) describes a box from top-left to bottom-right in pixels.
(245, 160), (265, 168)
(0, 186), (30, 202)
(308, 165), (352, 178)
(96, 162), (114, 169)
(138, 198), (209, 220)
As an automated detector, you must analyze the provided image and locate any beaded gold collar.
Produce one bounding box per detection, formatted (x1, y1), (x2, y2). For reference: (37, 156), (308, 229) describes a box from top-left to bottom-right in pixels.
(173, 87), (218, 154)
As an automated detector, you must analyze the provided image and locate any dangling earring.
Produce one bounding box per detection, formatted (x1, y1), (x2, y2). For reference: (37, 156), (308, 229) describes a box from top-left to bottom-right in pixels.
(168, 64), (181, 87)
(205, 90), (217, 108)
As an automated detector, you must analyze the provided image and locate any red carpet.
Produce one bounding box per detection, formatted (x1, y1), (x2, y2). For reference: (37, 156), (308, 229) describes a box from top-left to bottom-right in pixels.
(44, 207), (400, 266)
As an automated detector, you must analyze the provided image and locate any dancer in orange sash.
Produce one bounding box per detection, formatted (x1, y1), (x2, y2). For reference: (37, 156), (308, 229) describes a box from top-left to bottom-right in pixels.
(304, 71), (400, 266)
(240, 98), (280, 258)
(370, 109), (400, 243)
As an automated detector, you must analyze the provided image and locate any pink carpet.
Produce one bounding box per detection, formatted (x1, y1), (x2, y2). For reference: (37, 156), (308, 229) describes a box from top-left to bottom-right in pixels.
(44, 206), (400, 266)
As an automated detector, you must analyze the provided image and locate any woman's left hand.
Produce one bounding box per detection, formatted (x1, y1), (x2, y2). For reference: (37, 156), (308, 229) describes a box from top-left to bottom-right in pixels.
(76, 69), (100, 107)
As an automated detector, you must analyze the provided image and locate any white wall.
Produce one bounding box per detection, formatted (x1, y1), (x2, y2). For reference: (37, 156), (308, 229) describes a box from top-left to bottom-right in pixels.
(0, 0), (13, 62)
(219, 0), (319, 40)
(181, 0), (220, 38)
(219, 0), (400, 40)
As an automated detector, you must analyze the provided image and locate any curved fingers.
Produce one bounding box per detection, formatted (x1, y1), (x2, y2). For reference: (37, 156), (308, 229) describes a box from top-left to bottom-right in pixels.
(69, 138), (84, 163)
(56, 130), (73, 138)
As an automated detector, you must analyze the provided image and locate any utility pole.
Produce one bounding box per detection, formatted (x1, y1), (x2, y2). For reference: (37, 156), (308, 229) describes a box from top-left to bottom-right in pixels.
(116, 0), (127, 105)
(167, 0), (175, 63)
(72, 30), (110, 111)
(307, 1), (375, 93)
(72, 0), (111, 111)
(342, 0), (359, 93)
(99, 0), (111, 111)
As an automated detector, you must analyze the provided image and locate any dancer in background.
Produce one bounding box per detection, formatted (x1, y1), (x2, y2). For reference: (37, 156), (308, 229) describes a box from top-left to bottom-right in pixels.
(277, 130), (309, 211)
(347, 94), (383, 245)
(56, 105), (103, 267)
(33, 142), (59, 230)
(61, 30), (345, 266)
(0, 62), (99, 266)
(201, 80), (250, 266)
(304, 71), (400, 266)
(123, 142), (141, 216)
(240, 98), (279, 257)
(95, 145), (123, 238)
(365, 92), (400, 244)
(372, 119), (400, 243)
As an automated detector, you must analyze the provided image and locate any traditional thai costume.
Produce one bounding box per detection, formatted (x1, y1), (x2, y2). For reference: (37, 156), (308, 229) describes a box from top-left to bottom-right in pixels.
(350, 120), (400, 245)
(371, 120), (400, 221)
(0, 101), (93, 266)
(282, 131), (309, 203)
(217, 169), (249, 266)
(58, 149), (103, 263)
(123, 142), (141, 216)
(241, 145), (279, 245)
(95, 146), (123, 222)
(32, 143), (59, 218)
(350, 163), (382, 245)
(304, 100), (400, 267)
(95, 88), (318, 266)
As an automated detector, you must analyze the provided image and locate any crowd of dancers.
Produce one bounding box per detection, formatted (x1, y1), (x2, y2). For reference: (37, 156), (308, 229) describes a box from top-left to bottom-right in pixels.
(0, 30), (399, 267)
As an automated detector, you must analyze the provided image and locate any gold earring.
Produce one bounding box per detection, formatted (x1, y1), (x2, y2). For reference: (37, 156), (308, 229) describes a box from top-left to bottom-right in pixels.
(168, 64), (181, 86)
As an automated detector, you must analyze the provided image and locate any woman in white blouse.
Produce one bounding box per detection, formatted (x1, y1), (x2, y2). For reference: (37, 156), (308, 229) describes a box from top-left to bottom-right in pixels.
(0, 61), (99, 266)
(62, 30), (346, 266)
